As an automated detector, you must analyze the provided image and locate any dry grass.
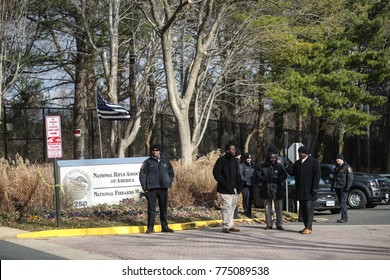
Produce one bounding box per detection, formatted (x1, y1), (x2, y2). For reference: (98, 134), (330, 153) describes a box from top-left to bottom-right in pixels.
(0, 152), (297, 230)
(170, 150), (221, 208)
(0, 152), (223, 226)
(0, 155), (55, 222)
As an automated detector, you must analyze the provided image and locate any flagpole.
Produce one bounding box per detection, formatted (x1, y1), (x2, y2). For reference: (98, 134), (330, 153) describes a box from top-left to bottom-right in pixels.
(95, 92), (104, 158)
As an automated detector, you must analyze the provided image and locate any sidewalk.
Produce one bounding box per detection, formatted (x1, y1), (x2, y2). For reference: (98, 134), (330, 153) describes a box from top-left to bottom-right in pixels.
(0, 226), (110, 260)
(0, 226), (28, 239)
(2, 222), (389, 260)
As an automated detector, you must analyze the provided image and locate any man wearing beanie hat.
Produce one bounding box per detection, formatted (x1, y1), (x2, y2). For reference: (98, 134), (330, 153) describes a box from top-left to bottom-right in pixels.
(235, 149), (242, 161)
(139, 144), (175, 233)
(268, 145), (289, 168)
(297, 146), (310, 155)
(287, 145), (320, 234)
(233, 148), (242, 219)
(255, 151), (288, 230)
(213, 142), (243, 233)
(331, 153), (353, 223)
(336, 153), (344, 161)
(240, 152), (255, 218)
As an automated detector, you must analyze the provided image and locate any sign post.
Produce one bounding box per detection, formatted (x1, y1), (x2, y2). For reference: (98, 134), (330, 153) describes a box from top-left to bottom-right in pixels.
(287, 142), (304, 163)
(46, 116), (63, 159)
(45, 116), (63, 227)
(287, 142), (303, 214)
(284, 132), (289, 211)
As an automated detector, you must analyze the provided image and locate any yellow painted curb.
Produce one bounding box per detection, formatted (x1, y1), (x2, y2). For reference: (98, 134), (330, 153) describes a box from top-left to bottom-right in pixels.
(16, 218), (259, 239)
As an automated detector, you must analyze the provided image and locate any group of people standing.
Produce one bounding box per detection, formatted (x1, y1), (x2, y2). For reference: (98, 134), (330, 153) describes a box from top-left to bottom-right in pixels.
(212, 142), (289, 233)
(212, 142), (353, 235)
(138, 142), (353, 235)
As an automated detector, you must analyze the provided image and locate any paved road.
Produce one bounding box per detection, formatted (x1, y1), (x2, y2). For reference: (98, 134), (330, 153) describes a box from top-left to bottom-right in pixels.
(47, 223), (390, 260)
(0, 227), (110, 260)
(1, 205), (389, 260)
(314, 204), (390, 225)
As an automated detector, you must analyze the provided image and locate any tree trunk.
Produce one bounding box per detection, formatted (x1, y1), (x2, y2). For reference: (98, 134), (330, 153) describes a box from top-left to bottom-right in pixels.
(316, 117), (326, 162)
(146, 0), (228, 166)
(386, 105), (390, 172)
(177, 114), (193, 166)
(74, 28), (93, 159)
(0, 44), (3, 121)
(255, 97), (265, 166)
(161, 29), (196, 166)
(296, 110), (303, 142)
(337, 122), (346, 154)
(144, 74), (158, 155)
(274, 111), (284, 150)
(243, 127), (257, 153)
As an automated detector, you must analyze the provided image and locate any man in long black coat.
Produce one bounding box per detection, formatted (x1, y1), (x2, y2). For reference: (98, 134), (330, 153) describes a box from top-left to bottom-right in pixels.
(287, 146), (320, 234)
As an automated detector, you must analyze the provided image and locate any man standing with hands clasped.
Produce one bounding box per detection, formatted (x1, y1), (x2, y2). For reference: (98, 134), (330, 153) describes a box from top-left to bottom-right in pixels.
(331, 153), (353, 223)
(139, 144), (175, 234)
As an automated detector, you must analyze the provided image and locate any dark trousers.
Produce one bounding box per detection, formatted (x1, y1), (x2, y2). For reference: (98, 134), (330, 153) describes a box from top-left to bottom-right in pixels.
(241, 186), (253, 214)
(335, 189), (348, 221)
(145, 188), (169, 231)
(300, 200), (315, 230)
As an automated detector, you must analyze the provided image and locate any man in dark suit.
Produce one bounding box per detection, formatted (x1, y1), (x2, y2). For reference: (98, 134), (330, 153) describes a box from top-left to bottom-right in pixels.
(287, 146), (321, 234)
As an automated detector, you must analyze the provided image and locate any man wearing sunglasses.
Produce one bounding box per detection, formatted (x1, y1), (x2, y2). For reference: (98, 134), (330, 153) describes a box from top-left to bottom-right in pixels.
(139, 144), (175, 234)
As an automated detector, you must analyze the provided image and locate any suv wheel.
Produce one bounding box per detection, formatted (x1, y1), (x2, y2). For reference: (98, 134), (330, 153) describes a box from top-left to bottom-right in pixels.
(348, 189), (367, 209)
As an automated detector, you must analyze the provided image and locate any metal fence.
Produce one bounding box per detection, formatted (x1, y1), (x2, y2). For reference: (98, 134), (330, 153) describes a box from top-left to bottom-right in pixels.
(1, 106), (387, 172)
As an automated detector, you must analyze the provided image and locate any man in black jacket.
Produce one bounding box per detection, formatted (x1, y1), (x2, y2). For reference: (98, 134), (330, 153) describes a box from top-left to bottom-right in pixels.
(287, 146), (320, 234)
(213, 142), (242, 233)
(331, 153), (353, 223)
(240, 153), (255, 218)
(139, 144), (175, 234)
(256, 152), (287, 230)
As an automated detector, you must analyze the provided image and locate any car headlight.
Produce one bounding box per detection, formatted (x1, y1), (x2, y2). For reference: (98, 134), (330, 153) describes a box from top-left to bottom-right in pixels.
(367, 181), (377, 188)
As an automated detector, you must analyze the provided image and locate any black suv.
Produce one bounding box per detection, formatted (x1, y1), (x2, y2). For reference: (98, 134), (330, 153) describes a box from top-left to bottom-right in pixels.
(320, 164), (390, 209)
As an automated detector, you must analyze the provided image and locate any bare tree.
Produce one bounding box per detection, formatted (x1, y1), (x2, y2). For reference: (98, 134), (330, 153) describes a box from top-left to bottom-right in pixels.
(0, 0), (37, 121)
(137, 0), (265, 165)
(73, 0), (161, 157)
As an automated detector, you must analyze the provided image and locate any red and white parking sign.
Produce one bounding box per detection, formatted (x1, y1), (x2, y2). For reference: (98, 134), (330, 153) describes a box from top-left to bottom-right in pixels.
(45, 116), (63, 158)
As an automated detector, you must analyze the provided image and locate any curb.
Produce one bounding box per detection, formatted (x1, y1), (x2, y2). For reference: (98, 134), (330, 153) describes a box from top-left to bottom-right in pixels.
(16, 218), (262, 239)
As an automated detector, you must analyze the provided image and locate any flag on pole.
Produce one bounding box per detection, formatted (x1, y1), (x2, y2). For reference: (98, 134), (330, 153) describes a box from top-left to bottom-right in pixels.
(96, 92), (130, 120)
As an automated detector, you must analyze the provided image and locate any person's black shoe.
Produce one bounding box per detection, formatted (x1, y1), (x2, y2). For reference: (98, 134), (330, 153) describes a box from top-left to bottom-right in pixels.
(146, 229), (154, 234)
(276, 226), (284, 230)
(337, 219), (347, 223)
(161, 228), (174, 233)
(245, 214), (254, 218)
